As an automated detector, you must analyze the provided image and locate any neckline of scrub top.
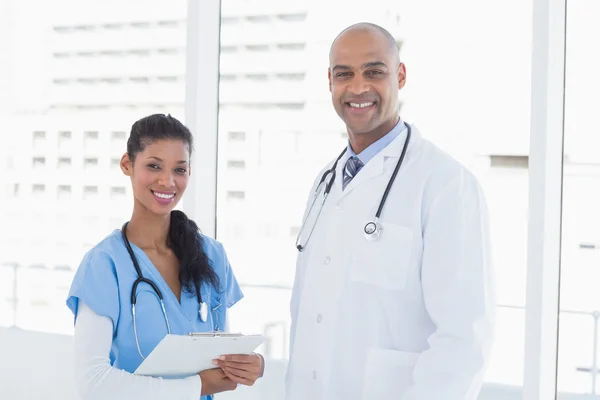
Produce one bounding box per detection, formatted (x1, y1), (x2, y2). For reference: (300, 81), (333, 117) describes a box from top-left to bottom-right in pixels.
(124, 235), (198, 324)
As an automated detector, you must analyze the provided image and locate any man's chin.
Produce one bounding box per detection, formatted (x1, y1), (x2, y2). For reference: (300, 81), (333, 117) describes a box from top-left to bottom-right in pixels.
(345, 122), (376, 136)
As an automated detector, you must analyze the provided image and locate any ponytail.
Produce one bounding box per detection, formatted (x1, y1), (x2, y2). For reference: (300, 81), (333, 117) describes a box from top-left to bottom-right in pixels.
(168, 210), (220, 303)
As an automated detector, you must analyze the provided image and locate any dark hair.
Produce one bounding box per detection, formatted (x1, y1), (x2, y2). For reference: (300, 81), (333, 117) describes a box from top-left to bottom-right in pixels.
(127, 113), (220, 301)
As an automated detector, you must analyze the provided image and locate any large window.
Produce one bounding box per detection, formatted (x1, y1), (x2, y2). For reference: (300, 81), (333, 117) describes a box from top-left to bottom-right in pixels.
(0, 0), (189, 336)
(216, 0), (533, 398)
(0, 0), (591, 399)
(557, 0), (600, 397)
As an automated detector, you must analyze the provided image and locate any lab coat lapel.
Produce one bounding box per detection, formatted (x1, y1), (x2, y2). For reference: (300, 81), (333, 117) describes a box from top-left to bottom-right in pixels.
(337, 131), (409, 200)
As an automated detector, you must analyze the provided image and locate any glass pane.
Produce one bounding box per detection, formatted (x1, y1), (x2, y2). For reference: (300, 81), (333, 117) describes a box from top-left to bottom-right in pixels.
(0, 0), (188, 397)
(216, 0), (532, 398)
(557, 0), (600, 398)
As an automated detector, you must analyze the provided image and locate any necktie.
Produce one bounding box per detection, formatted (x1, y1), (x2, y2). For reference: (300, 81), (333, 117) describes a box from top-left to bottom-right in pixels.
(342, 156), (364, 190)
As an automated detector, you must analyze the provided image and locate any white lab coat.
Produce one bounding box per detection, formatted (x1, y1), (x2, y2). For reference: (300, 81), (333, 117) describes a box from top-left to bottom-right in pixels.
(286, 125), (495, 400)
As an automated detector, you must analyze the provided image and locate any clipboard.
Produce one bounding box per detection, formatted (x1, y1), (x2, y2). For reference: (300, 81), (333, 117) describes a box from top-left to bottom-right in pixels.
(133, 332), (266, 378)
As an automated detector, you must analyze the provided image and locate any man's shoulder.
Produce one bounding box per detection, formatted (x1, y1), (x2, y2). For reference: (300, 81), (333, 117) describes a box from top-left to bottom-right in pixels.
(416, 132), (481, 191)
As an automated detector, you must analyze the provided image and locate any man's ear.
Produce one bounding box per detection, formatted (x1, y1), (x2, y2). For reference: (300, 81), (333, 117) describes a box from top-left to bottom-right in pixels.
(328, 68), (333, 93)
(120, 153), (133, 176)
(397, 62), (407, 90)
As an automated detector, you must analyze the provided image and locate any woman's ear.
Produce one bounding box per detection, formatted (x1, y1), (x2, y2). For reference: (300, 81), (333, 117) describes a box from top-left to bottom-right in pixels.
(120, 153), (133, 176)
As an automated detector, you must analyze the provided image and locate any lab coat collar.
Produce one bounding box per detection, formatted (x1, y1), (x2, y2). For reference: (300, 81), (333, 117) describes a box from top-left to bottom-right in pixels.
(335, 123), (421, 199)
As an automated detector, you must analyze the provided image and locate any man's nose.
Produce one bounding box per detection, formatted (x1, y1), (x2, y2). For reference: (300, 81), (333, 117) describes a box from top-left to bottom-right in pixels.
(347, 76), (370, 96)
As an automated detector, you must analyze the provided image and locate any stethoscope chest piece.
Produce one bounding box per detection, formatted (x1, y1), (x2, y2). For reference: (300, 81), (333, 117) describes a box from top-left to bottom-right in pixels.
(364, 220), (383, 241)
(199, 301), (208, 322)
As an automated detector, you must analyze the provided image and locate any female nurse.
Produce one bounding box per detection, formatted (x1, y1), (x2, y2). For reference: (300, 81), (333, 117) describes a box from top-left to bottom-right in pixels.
(66, 114), (263, 400)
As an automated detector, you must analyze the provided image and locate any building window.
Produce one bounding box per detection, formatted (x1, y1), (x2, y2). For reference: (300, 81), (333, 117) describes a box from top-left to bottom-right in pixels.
(157, 20), (180, 28)
(32, 184), (45, 194)
(53, 26), (72, 33)
(275, 103), (305, 110)
(84, 131), (99, 148)
(111, 131), (126, 140)
(32, 157), (46, 167)
(221, 17), (238, 25)
(33, 131), (46, 147)
(74, 25), (95, 32)
(490, 155), (529, 169)
(83, 186), (99, 200)
(130, 77), (150, 84)
(277, 73), (305, 81)
(228, 131), (246, 141)
(246, 15), (270, 23)
(157, 76), (180, 83)
(129, 49), (151, 57)
(102, 23), (124, 30)
(157, 48), (181, 55)
(59, 131), (72, 139)
(221, 46), (237, 53)
(57, 185), (72, 198)
(246, 45), (270, 52)
(111, 158), (121, 169)
(277, 43), (305, 51)
(84, 158), (99, 169)
(58, 157), (72, 168)
(227, 160), (246, 169)
(131, 21), (151, 29)
(110, 187), (126, 197)
(227, 191), (245, 200)
(245, 74), (269, 81)
(277, 13), (307, 22)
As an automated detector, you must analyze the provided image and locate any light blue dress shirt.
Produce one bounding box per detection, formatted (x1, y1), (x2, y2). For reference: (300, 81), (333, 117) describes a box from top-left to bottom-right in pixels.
(346, 117), (408, 165)
(66, 229), (243, 400)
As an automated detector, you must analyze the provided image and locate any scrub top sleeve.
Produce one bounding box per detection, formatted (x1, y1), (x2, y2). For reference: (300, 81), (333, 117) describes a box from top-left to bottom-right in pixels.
(218, 243), (244, 308)
(66, 247), (120, 335)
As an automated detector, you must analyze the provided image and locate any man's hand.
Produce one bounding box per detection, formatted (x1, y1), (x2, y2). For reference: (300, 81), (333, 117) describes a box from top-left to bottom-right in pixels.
(213, 353), (264, 386)
(199, 368), (237, 396)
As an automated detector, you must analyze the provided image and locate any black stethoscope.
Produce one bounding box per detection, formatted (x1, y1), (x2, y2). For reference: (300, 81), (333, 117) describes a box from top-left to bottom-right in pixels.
(295, 122), (411, 252)
(121, 222), (210, 359)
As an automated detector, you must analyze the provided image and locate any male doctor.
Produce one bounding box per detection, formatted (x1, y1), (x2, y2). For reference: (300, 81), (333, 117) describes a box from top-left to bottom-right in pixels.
(287, 22), (495, 400)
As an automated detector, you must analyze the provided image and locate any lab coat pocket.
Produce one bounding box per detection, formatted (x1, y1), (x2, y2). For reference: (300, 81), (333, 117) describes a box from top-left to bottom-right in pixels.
(362, 347), (420, 400)
(350, 223), (413, 290)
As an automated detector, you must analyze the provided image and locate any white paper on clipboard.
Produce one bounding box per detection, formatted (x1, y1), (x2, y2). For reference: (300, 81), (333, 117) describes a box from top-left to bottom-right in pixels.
(133, 332), (266, 378)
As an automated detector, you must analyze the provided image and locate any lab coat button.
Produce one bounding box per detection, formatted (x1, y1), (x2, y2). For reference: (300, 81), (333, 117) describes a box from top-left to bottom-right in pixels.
(317, 314), (322, 323)
(324, 257), (330, 265)
(312, 370), (317, 379)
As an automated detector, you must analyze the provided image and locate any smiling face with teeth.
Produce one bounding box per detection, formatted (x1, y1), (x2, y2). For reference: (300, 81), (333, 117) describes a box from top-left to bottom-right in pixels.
(328, 24), (406, 153)
(121, 139), (190, 217)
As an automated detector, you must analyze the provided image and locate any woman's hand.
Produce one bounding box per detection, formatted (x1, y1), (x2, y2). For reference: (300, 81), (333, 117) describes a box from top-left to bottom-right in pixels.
(199, 368), (237, 396)
(212, 353), (264, 386)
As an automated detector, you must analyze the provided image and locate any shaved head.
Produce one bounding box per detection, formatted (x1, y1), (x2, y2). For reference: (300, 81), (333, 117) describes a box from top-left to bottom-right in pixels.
(327, 22), (406, 148)
(329, 22), (400, 64)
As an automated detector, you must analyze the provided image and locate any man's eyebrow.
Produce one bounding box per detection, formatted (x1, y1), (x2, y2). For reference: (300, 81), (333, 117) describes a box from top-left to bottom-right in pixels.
(362, 61), (387, 69)
(331, 64), (351, 72)
(331, 61), (388, 72)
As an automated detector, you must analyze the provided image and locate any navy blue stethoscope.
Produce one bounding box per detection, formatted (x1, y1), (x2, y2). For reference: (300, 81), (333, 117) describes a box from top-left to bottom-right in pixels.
(295, 122), (412, 252)
(121, 222), (213, 359)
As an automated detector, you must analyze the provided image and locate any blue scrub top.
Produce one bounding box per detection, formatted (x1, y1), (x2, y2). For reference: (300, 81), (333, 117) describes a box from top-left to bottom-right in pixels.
(66, 229), (244, 400)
